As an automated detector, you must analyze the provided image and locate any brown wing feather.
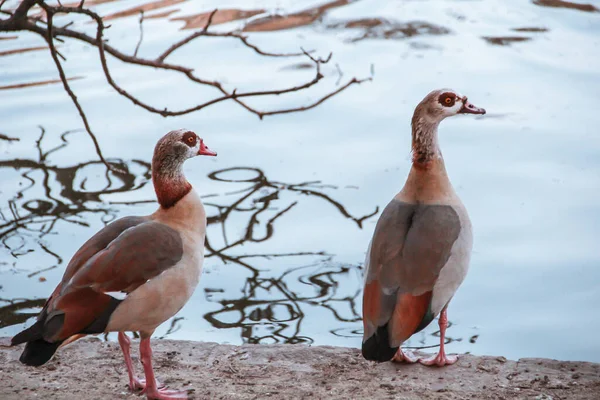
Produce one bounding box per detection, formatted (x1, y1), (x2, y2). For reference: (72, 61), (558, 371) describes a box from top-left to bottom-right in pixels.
(31, 216), (148, 324)
(36, 218), (183, 342)
(65, 221), (184, 294)
(61, 216), (147, 284)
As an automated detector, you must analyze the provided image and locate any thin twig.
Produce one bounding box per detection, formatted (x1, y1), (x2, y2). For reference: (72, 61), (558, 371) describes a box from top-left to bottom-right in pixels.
(301, 47), (332, 64)
(133, 10), (143, 58)
(206, 31), (308, 57)
(54, 47), (67, 61)
(202, 8), (218, 32)
(255, 77), (371, 119)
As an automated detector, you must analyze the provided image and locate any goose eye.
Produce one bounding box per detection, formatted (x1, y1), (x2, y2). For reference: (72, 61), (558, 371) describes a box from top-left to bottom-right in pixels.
(439, 93), (455, 107)
(182, 131), (197, 147)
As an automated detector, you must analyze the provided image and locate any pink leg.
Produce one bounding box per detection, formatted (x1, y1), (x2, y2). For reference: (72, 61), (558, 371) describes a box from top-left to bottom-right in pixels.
(391, 348), (418, 363)
(419, 306), (458, 367)
(140, 337), (188, 400)
(118, 332), (145, 391)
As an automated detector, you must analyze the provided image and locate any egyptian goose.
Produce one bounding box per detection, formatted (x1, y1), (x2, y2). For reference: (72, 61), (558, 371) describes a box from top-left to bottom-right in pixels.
(11, 129), (216, 399)
(361, 89), (485, 367)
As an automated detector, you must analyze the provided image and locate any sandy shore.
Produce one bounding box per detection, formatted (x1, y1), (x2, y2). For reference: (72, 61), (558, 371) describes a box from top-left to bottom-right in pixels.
(1, 337), (599, 399)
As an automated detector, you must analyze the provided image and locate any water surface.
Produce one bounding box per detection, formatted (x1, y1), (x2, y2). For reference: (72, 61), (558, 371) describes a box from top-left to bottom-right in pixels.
(1, 0), (599, 362)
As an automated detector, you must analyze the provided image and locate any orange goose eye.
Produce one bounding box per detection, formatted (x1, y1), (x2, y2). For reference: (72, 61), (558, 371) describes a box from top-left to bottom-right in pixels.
(182, 131), (197, 147)
(439, 93), (455, 107)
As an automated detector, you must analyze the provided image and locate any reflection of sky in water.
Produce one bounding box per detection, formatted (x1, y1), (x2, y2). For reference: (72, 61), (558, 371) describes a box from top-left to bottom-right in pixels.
(1, 0), (599, 362)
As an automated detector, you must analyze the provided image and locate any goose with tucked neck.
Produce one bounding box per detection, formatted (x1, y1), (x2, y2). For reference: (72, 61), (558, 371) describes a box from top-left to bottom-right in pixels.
(362, 89), (485, 367)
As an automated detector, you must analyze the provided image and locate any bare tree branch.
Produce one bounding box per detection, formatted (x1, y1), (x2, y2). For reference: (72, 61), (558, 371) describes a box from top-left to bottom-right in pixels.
(1, 1), (369, 164)
(13, 0), (37, 20)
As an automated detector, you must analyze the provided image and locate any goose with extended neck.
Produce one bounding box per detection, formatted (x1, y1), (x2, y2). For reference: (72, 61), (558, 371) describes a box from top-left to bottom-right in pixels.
(362, 89), (485, 366)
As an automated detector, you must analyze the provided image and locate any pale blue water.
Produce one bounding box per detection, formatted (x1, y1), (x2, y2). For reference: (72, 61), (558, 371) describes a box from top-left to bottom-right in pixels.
(1, 0), (599, 362)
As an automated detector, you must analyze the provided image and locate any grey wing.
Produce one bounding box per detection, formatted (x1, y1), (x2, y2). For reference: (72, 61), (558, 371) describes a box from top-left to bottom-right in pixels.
(398, 203), (461, 292)
(368, 200), (461, 293)
(363, 200), (415, 332)
(362, 199), (461, 342)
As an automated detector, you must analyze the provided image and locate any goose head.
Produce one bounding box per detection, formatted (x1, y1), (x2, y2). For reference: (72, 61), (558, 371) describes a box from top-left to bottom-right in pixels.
(414, 89), (486, 124)
(411, 89), (485, 165)
(153, 129), (216, 168)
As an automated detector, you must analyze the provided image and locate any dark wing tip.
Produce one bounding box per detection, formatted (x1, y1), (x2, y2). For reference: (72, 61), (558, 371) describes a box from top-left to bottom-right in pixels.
(19, 339), (62, 366)
(361, 323), (398, 362)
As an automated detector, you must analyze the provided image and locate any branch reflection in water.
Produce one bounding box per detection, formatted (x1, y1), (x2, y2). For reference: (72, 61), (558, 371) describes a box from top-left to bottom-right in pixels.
(0, 130), (461, 349)
(200, 166), (379, 344)
(0, 127), (150, 275)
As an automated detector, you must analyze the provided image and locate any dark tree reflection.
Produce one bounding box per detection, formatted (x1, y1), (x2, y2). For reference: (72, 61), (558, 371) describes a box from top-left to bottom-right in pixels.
(0, 127), (151, 276)
(200, 166), (377, 344)
(203, 260), (364, 344)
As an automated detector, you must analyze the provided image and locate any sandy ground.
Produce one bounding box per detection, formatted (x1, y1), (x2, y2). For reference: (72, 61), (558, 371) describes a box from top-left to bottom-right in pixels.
(1, 338), (599, 399)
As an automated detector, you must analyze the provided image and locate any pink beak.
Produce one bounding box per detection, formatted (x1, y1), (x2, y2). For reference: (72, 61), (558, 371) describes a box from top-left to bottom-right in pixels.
(459, 97), (486, 115)
(198, 140), (217, 156)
